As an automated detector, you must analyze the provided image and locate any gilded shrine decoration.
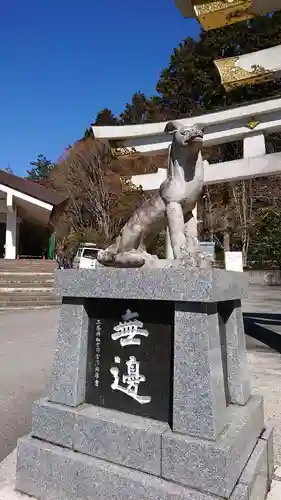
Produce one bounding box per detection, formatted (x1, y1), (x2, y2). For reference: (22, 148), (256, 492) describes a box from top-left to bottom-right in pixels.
(245, 120), (261, 130)
(214, 45), (281, 90)
(175, 0), (280, 25)
(214, 57), (272, 90)
(193, 0), (253, 30)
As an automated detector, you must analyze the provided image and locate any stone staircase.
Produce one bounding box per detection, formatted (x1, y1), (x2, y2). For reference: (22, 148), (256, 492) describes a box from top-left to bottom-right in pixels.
(0, 259), (61, 310)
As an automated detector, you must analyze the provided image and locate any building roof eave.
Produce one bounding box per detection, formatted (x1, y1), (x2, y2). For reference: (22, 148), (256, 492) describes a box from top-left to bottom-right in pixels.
(0, 170), (67, 208)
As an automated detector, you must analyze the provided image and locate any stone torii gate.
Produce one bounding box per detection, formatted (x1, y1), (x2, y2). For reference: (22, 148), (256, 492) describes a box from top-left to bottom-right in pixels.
(93, 96), (281, 257)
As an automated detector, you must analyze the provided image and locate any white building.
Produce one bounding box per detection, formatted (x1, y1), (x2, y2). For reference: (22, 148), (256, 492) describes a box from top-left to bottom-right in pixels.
(0, 170), (66, 259)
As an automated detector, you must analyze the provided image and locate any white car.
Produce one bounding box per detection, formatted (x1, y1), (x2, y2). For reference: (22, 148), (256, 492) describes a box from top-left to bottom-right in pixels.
(73, 243), (102, 269)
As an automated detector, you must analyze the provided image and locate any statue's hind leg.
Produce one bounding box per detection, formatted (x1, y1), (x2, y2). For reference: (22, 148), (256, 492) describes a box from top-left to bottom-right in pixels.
(136, 235), (159, 263)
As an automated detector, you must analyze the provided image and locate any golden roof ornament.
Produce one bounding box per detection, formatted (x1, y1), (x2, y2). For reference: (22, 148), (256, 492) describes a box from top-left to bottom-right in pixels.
(175, 0), (280, 29)
(175, 0), (280, 23)
(246, 120), (261, 130)
(111, 146), (136, 157)
(214, 45), (280, 90)
(110, 139), (138, 159)
(194, 0), (253, 31)
(175, 0), (281, 91)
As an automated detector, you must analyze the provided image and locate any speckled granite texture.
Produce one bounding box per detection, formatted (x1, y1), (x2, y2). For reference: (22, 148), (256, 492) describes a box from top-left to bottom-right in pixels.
(173, 302), (227, 439)
(50, 301), (88, 406)
(30, 396), (265, 498)
(219, 300), (251, 406)
(16, 429), (273, 500)
(162, 396), (264, 497)
(32, 400), (168, 477)
(15, 268), (272, 500)
(55, 267), (247, 302)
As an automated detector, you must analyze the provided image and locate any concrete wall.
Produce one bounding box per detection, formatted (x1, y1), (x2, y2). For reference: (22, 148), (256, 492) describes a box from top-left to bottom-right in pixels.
(245, 270), (281, 286)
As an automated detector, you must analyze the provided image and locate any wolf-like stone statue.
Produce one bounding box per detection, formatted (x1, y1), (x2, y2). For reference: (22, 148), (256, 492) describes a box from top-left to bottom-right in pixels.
(97, 121), (211, 268)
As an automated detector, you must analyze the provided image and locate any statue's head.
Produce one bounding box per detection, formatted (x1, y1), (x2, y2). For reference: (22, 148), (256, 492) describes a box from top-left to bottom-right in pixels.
(164, 121), (204, 152)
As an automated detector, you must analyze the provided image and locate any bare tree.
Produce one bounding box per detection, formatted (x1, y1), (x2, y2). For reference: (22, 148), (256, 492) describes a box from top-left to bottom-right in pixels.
(71, 140), (111, 237)
(51, 139), (115, 241)
(253, 175), (281, 209)
(49, 138), (146, 254)
(199, 179), (255, 264)
(199, 183), (234, 252)
(199, 165), (281, 266)
(231, 180), (254, 266)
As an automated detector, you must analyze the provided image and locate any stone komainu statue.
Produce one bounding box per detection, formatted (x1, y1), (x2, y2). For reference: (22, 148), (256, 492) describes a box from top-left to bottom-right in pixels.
(97, 121), (211, 268)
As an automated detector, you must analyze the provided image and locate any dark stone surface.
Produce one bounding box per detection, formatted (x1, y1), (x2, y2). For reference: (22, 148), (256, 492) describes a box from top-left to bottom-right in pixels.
(86, 298), (173, 423)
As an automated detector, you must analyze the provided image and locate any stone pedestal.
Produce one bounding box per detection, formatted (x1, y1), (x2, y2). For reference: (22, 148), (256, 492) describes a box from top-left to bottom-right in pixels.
(15, 268), (273, 500)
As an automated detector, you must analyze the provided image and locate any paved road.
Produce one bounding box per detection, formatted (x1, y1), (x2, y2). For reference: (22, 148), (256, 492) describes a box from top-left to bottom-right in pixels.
(0, 308), (60, 462)
(243, 285), (281, 351)
(243, 285), (281, 315)
(242, 285), (281, 465)
(0, 285), (280, 463)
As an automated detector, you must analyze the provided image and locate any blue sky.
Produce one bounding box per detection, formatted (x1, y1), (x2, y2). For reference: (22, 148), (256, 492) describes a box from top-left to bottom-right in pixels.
(0, 0), (200, 176)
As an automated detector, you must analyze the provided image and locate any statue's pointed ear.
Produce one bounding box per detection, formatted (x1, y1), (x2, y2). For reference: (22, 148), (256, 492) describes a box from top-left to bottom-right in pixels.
(164, 121), (183, 135)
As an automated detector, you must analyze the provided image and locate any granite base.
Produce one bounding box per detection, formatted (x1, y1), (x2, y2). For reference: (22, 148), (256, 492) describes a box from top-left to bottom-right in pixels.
(16, 430), (272, 500)
(31, 396), (264, 498)
(162, 395), (264, 497)
(15, 268), (272, 500)
(50, 268), (250, 442)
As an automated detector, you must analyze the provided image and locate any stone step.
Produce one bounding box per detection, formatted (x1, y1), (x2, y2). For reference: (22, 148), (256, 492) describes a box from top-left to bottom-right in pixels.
(0, 299), (61, 309)
(0, 302), (60, 309)
(0, 289), (61, 308)
(0, 261), (55, 265)
(0, 290), (57, 298)
(0, 259), (56, 264)
(0, 270), (56, 276)
(0, 266), (56, 272)
(0, 276), (54, 288)
(0, 273), (55, 276)
(0, 287), (55, 294)
(0, 282), (54, 288)
(0, 262), (57, 308)
(0, 292), (59, 298)
(0, 260), (57, 272)
(0, 269), (55, 277)
(0, 261), (55, 264)
(0, 272), (56, 277)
